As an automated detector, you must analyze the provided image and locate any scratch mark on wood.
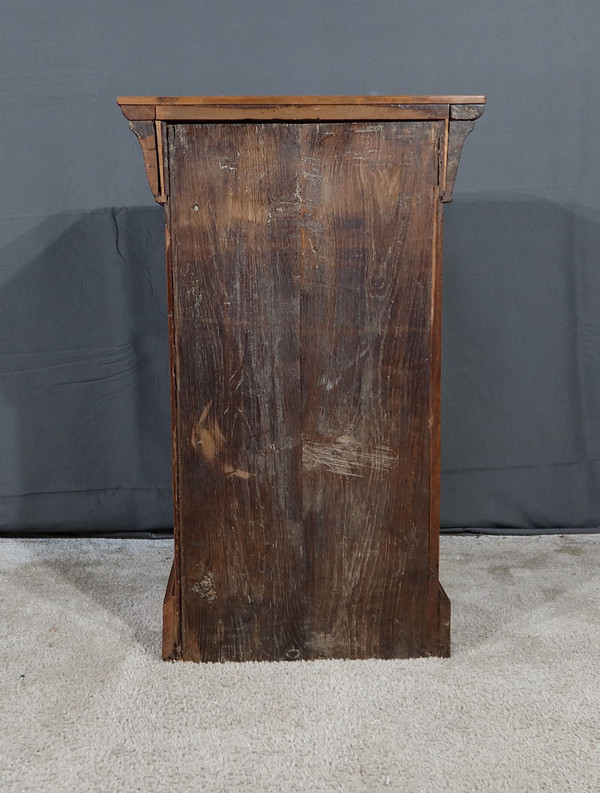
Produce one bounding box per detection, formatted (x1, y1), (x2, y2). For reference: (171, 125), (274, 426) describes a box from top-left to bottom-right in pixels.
(302, 435), (397, 477)
(223, 463), (251, 480)
(191, 401), (251, 479)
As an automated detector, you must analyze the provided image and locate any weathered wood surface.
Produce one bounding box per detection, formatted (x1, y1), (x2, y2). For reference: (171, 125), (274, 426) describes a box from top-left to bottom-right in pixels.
(429, 191), (451, 652)
(127, 120), (166, 203)
(299, 122), (445, 658)
(155, 105), (451, 122)
(118, 96), (486, 123)
(166, 121), (453, 661)
(121, 96), (487, 209)
(169, 124), (303, 661)
(442, 119), (477, 202)
(162, 145), (181, 661)
(450, 103), (485, 121)
(119, 94), (486, 109)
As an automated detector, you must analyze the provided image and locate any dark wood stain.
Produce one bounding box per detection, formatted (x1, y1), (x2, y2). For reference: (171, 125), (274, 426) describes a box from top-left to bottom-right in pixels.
(299, 122), (443, 658)
(169, 123), (304, 661)
(120, 96), (486, 662)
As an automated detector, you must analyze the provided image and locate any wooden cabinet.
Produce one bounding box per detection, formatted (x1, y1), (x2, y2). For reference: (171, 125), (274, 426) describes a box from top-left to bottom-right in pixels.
(118, 96), (485, 662)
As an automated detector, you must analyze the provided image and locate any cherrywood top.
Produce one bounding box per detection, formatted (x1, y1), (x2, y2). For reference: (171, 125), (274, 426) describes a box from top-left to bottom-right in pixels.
(118, 95), (486, 106)
(118, 95), (486, 122)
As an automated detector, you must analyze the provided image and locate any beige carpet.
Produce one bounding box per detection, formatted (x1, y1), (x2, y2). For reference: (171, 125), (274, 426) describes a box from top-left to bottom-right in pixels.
(1, 535), (598, 792)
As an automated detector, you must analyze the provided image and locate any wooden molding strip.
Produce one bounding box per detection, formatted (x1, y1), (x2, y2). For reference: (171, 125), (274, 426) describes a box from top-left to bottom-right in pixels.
(118, 94), (486, 106)
(154, 104), (451, 121)
(118, 95), (486, 122)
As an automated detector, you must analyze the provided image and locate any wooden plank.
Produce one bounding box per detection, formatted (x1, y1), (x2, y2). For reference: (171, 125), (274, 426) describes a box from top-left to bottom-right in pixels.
(162, 148), (182, 662)
(155, 121), (167, 202)
(154, 105), (450, 122)
(429, 189), (443, 574)
(118, 95), (486, 107)
(168, 123), (303, 662)
(299, 121), (443, 658)
(428, 177), (451, 656)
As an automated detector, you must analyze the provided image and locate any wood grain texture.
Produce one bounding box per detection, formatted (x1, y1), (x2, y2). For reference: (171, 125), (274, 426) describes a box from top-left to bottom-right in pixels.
(164, 120), (454, 661)
(118, 96), (487, 124)
(299, 122), (445, 658)
(162, 146), (182, 662)
(119, 95), (486, 107)
(428, 187), (451, 656)
(154, 105), (451, 122)
(119, 104), (155, 120)
(169, 124), (304, 661)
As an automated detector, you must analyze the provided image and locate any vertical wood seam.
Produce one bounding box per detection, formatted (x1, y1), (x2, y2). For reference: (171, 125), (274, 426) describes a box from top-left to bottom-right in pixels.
(441, 117), (450, 197)
(299, 125), (306, 644)
(429, 192), (439, 578)
(155, 121), (167, 201)
(165, 124), (183, 659)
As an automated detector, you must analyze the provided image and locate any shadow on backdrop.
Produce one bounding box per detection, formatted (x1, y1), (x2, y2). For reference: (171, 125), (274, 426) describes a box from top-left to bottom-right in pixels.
(0, 198), (599, 534)
(0, 207), (173, 534)
(442, 195), (600, 530)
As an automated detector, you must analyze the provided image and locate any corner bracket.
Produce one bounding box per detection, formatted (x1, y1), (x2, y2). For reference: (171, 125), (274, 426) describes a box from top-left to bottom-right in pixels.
(128, 120), (167, 204)
(441, 103), (485, 202)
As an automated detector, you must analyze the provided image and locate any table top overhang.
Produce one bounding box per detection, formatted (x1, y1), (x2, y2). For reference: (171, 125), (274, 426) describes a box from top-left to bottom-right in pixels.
(118, 95), (486, 122)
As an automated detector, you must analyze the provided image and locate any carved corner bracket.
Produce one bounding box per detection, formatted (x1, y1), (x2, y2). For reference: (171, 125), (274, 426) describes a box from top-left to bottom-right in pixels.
(120, 104), (167, 204)
(441, 103), (485, 202)
(128, 120), (167, 204)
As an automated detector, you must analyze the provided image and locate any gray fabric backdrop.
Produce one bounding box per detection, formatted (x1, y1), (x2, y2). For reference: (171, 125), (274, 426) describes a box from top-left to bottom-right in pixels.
(1, 1), (599, 533)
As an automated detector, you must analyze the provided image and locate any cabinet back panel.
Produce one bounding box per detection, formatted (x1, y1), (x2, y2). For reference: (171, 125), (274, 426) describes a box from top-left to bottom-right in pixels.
(168, 121), (441, 660)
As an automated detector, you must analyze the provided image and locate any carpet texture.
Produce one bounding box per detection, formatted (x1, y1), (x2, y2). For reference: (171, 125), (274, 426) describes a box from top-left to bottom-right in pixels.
(1, 535), (598, 792)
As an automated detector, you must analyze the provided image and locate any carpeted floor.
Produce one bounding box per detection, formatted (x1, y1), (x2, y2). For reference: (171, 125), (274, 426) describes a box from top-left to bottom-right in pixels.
(0, 535), (598, 792)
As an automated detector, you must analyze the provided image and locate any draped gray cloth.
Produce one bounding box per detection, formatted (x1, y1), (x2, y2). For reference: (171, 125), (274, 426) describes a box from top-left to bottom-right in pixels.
(1, 1), (599, 532)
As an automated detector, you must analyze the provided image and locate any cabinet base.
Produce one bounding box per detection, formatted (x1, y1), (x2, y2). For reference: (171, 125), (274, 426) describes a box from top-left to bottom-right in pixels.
(162, 557), (451, 662)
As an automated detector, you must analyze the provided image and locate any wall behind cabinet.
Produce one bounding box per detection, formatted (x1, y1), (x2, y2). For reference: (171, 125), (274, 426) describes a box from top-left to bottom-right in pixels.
(1, 0), (599, 533)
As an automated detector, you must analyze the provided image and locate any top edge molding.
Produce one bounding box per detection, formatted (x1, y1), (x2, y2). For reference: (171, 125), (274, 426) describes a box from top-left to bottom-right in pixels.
(118, 95), (486, 107)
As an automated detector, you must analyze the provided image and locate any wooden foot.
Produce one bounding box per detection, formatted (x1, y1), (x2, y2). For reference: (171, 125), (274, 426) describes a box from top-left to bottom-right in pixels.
(162, 560), (180, 661)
